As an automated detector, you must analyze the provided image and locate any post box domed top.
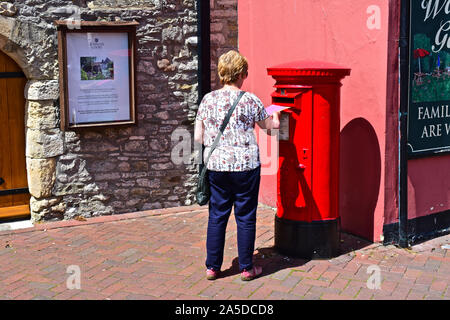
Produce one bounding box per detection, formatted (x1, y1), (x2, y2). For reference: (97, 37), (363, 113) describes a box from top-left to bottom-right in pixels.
(267, 60), (351, 79)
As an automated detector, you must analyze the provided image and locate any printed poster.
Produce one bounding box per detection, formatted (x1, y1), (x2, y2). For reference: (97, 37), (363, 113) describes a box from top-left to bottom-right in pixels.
(66, 32), (131, 125)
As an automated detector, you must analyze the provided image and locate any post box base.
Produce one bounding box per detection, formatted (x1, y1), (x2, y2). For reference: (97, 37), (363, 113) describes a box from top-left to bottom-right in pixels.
(274, 215), (340, 259)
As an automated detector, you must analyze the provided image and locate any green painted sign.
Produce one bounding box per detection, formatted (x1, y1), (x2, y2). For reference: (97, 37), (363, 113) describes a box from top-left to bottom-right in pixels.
(408, 0), (450, 156)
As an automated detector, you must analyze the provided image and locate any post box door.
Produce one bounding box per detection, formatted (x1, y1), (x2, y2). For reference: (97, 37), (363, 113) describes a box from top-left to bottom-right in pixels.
(277, 89), (313, 222)
(295, 90), (314, 222)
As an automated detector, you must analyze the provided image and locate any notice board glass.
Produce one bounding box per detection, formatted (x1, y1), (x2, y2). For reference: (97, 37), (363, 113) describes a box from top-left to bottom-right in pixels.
(56, 20), (138, 130)
(407, 1), (450, 157)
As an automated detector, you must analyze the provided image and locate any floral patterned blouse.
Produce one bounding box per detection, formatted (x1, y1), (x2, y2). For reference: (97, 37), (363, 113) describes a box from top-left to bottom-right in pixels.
(196, 89), (269, 172)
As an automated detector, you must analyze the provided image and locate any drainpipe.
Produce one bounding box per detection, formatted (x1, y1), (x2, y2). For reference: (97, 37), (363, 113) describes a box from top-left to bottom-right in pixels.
(195, 0), (211, 167)
(398, 0), (410, 248)
(196, 0), (211, 103)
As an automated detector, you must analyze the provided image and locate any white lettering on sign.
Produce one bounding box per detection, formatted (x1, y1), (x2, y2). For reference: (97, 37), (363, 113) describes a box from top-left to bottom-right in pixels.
(417, 105), (450, 139)
(418, 105), (450, 120)
(422, 0), (450, 22)
(418, 1), (450, 53)
(432, 20), (450, 52)
(421, 124), (443, 138)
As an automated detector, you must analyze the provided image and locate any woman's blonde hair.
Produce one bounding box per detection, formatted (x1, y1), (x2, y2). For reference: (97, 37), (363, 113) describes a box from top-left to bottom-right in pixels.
(218, 50), (248, 85)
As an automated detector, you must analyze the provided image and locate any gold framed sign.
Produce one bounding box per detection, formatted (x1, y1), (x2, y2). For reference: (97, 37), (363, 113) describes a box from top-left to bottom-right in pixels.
(55, 20), (139, 130)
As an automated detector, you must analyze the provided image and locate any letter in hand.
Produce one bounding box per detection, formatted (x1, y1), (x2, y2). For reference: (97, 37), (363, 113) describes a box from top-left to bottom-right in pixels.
(265, 104), (290, 116)
(272, 111), (280, 129)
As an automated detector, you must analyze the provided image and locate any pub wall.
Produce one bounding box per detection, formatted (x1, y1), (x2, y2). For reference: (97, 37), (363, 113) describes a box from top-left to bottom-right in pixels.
(239, 0), (450, 242)
(238, 0), (391, 242)
(0, 0), (199, 221)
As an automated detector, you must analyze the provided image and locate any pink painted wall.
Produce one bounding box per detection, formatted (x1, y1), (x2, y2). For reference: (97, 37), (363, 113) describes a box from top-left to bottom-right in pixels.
(407, 156), (450, 220)
(238, 0), (391, 242)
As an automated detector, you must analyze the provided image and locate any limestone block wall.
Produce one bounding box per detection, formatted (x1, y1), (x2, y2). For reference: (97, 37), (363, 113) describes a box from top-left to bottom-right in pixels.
(0, 0), (199, 222)
(210, 0), (238, 90)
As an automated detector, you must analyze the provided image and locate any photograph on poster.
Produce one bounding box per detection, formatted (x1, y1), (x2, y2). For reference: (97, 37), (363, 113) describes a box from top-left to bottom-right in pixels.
(66, 31), (131, 126)
(80, 56), (114, 81)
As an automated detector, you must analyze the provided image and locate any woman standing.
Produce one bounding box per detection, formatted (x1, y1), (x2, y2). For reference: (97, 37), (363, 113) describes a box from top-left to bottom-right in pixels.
(194, 50), (280, 281)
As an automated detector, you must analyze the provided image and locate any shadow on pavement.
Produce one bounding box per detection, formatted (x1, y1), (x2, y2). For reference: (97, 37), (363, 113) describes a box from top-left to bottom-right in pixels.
(220, 232), (372, 278)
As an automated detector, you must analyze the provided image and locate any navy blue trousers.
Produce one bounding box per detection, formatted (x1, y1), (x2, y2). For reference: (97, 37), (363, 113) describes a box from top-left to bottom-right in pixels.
(205, 166), (261, 272)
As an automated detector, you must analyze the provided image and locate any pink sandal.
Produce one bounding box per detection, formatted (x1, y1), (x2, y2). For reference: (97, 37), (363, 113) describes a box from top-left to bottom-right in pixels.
(241, 266), (262, 281)
(206, 268), (220, 280)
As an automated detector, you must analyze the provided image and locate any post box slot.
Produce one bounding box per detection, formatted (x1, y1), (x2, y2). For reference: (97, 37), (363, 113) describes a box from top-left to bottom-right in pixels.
(274, 85), (312, 89)
(273, 97), (295, 105)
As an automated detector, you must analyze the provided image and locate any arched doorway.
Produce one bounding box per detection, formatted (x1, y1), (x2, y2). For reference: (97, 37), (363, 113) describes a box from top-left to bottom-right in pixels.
(0, 50), (30, 220)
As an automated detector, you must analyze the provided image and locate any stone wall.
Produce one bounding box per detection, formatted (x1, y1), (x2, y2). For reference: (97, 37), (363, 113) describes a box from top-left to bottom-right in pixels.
(210, 0), (238, 90)
(0, 0), (199, 222)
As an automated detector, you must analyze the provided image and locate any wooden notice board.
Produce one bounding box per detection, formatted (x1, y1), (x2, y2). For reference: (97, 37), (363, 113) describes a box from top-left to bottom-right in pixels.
(55, 20), (138, 130)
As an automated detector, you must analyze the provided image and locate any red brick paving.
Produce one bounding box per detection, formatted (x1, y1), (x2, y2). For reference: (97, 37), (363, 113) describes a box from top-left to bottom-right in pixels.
(0, 204), (449, 300)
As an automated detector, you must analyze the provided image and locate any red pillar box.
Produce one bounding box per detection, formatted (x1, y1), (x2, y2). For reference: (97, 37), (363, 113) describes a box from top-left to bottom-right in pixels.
(267, 61), (351, 259)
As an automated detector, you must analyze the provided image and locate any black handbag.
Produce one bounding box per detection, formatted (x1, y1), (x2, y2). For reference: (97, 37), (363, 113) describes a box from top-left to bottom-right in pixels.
(196, 91), (245, 206)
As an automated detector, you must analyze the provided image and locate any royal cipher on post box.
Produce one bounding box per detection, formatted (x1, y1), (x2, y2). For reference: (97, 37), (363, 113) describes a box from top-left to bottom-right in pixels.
(267, 61), (351, 259)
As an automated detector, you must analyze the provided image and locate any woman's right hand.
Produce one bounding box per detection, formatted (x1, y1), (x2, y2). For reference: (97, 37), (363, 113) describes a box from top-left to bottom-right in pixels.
(257, 111), (281, 130)
(272, 112), (280, 130)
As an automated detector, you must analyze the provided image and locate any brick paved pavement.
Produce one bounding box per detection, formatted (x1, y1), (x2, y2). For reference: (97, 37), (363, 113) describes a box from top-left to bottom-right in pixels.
(0, 204), (449, 300)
